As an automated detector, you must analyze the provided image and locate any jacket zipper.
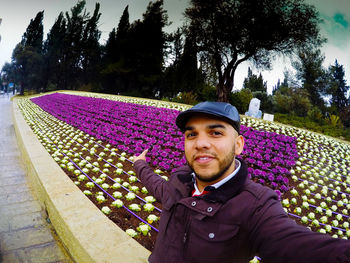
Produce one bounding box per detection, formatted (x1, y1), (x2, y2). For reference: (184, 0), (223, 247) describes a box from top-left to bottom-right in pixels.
(182, 210), (191, 259)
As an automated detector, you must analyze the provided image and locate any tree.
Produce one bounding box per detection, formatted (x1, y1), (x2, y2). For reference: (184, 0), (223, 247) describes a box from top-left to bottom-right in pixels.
(44, 0), (101, 90)
(161, 27), (206, 98)
(274, 86), (312, 116)
(134, 0), (169, 97)
(185, 0), (324, 102)
(292, 48), (329, 110)
(62, 0), (88, 89)
(328, 60), (349, 112)
(81, 3), (102, 86)
(102, 1), (169, 97)
(12, 11), (44, 95)
(243, 67), (267, 92)
(101, 5), (131, 94)
(230, 88), (253, 114)
(43, 12), (66, 90)
(116, 0), (169, 97)
(1, 62), (18, 88)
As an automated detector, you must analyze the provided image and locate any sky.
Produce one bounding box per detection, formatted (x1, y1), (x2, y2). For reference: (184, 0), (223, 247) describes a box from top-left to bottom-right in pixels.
(0, 0), (350, 94)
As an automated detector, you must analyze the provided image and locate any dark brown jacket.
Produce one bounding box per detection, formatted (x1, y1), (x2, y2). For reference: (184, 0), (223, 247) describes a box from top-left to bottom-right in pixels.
(134, 159), (350, 263)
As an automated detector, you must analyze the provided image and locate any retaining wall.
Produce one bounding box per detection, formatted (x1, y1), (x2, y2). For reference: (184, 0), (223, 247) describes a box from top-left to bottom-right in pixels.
(12, 98), (150, 263)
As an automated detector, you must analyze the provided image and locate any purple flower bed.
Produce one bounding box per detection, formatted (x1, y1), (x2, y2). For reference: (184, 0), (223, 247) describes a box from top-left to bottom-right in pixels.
(31, 93), (298, 195)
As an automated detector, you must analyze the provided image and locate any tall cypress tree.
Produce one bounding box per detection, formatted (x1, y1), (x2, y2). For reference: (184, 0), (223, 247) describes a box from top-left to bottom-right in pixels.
(243, 67), (267, 92)
(127, 0), (169, 97)
(63, 0), (87, 89)
(12, 11), (44, 94)
(101, 5), (130, 94)
(43, 12), (66, 90)
(329, 60), (349, 113)
(81, 2), (101, 85)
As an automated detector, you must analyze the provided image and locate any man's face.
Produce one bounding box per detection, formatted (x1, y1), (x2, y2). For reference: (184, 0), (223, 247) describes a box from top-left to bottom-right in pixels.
(184, 115), (244, 186)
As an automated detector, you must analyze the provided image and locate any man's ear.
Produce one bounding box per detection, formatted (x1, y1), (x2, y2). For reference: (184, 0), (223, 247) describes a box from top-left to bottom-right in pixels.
(234, 135), (244, 156)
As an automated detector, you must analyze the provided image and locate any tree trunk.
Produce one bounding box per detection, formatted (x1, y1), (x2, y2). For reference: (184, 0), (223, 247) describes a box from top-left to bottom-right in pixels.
(216, 75), (234, 102)
(216, 82), (226, 102)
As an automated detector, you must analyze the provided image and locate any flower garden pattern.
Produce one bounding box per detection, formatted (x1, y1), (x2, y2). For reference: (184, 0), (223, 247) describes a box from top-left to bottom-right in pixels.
(16, 92), (350, 256)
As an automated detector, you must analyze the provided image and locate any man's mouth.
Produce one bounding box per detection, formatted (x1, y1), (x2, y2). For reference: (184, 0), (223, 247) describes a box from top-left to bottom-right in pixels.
(194, 155), (215, 164)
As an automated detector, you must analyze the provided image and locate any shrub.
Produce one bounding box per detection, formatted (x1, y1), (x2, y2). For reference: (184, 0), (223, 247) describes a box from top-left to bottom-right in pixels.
(274, 87), (311, 117)
(197, 85), (217, 102)
(274, 113), (350, 142)
(307, 106), (324, 124)
(230, 88), (253, 114)
(328, 115), (343, 128)
(252, 91), (276, 113)
(172, 91), (198, 105)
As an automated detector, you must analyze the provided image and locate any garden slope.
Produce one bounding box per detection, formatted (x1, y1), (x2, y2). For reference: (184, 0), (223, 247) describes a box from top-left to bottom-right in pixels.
(12, 97), (150, 263)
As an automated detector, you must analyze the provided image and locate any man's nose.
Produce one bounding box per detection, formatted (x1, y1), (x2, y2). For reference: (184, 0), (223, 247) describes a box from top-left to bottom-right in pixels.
(195, 134), (211, 149)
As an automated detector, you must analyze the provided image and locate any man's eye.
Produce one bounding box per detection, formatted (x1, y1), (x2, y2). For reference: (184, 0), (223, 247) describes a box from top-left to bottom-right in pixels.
(186, 132), (196, 138)
(211, 131), (222, 136)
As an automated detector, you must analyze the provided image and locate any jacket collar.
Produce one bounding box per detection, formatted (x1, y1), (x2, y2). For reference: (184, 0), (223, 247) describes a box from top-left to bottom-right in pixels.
(173, 157), (248, 203)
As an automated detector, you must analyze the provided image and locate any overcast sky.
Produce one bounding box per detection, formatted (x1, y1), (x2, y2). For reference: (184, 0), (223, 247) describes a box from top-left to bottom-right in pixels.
(0, 0), (349, 93)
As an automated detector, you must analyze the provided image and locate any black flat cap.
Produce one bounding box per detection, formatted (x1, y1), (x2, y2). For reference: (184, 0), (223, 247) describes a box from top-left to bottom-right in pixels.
(176, 101), (240, 134)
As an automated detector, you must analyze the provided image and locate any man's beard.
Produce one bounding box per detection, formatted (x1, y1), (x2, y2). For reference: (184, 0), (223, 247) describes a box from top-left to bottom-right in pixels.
(186, 146), (236, 183)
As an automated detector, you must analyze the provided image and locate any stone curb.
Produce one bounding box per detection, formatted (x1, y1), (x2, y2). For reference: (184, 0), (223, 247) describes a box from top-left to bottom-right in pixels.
(12, 98), (150, 263)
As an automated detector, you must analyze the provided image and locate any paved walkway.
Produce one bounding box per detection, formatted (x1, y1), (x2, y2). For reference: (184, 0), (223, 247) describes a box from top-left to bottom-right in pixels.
(0, 94), (73, 263)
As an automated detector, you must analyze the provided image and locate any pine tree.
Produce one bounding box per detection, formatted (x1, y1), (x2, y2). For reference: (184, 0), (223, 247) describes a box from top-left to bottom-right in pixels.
(136, 0), (169, 97)
(293, 48), (329, 111)
(81, 2), (101, 85)
(12, 11), (44, 94)
(101, 5), (130, 94)
(63, 0), (88, 89)
(329, 60), (349, 112)
(43, 12), (66, 90)
(243, 67), (267, 92)
(161, 28), (205, 99)
(57, 0), (102, 89)
(120, 0), (169, 97)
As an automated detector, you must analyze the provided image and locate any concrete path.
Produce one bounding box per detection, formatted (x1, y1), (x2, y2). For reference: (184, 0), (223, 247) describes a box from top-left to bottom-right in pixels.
(0, 94), (73, 263)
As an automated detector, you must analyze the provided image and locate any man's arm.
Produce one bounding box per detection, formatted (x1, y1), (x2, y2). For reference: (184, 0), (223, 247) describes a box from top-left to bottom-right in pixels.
(133, 149), (171, 204)
(249, 188), (350, 263)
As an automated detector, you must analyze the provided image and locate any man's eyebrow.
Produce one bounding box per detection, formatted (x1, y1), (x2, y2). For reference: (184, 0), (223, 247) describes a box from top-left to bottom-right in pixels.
(208, 124), (226, 129)
(184, 126), (194, 131)
(184, 124), (226, 131)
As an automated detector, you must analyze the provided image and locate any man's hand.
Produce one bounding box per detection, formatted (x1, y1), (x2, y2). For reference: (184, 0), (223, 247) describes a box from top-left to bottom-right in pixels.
(133, 149), (149, 163)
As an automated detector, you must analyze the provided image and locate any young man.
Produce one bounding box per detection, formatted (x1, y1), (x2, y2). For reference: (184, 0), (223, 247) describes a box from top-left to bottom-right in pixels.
(133, 101), (350, 263)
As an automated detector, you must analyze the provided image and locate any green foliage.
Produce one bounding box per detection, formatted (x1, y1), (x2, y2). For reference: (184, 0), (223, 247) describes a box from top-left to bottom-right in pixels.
(101, 6), (130, 94)
(171, 91), (198, 105)
(230, 89), (253, 114)
(274, 86), (311, 117)
(328, 60), (349, 114)
(252, 91), (275, 114)
(197, 85), (217, 102)
(43, 12), (66, 91)
(292, 48), (329, 110)
(1, 62), (17, 88)
(185, 0), (323, 102)
(243, 68), (267, 93)
(161, 31), (206, 99)
(328, 115), (343, 128)
(307, 106), (324, 124)
(12, 11), (44, 95)
(339, 106), (350, 128)
(102, 0), (169, 97)
(81, 3), (102, 85)
(274, 113), (350, 141)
